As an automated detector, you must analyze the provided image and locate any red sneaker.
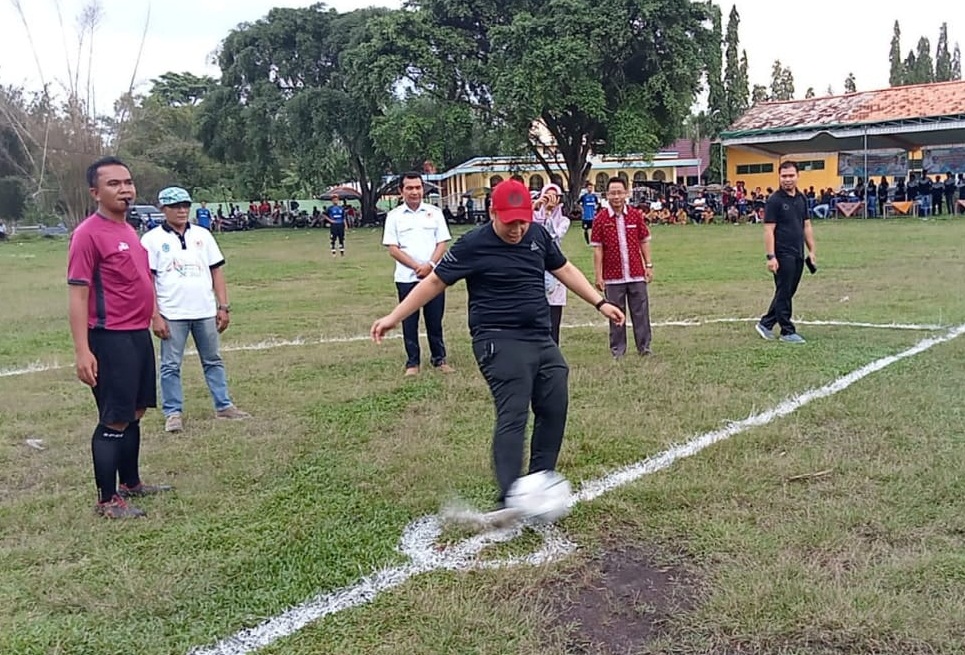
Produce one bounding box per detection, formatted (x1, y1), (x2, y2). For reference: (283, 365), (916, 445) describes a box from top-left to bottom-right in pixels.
(96, 495), (146, 519)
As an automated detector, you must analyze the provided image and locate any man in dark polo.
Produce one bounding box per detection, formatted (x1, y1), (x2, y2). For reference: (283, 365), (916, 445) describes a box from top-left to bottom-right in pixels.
(371, 179), (625, 513)
(754, 160), (817, 344)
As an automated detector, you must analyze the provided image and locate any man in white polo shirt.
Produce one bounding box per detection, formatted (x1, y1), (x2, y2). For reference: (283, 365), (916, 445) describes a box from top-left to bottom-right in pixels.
(141, 186), (250, 432)
(382, 172), (454, 376)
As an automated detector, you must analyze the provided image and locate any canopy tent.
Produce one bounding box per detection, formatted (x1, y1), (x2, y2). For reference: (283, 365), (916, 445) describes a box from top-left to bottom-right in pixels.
(319, 186), (362, 201)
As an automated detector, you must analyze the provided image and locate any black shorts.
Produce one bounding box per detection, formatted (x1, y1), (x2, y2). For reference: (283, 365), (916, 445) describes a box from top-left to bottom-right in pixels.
(330, 223), (345, 238)
(88, 328), (157, 425)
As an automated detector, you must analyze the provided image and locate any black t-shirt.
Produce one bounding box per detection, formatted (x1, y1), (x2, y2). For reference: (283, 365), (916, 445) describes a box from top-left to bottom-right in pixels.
(764, 189), (808, 258)
(434, 223), (567, 341)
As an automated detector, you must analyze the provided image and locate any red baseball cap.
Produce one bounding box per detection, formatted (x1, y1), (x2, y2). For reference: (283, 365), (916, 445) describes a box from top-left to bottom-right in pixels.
(490, 179), (533, 223)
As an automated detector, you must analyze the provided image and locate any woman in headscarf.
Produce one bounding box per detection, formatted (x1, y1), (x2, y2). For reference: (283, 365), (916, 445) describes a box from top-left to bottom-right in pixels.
(533, 183), (570, 345)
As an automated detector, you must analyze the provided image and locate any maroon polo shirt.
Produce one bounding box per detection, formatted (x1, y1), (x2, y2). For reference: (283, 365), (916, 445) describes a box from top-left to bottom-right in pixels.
(67, 213), (155, 330)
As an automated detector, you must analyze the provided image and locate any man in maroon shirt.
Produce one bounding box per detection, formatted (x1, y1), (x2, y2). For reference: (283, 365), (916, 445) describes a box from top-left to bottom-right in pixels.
(68, 156), (171, 519)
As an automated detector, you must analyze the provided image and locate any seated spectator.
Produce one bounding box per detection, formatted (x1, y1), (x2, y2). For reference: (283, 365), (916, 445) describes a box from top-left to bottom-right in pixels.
(0, 218), (7, 240)
(725, 205), (740, 224)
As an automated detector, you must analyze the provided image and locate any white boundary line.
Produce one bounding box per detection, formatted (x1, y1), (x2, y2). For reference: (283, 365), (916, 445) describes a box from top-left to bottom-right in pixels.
(188, 322), (965, 655)
(0, 317), (947, 380)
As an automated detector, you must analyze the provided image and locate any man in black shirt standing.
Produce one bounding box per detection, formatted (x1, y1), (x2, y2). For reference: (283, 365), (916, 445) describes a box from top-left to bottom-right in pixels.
(371, 179), (624, 510)
(755, 161), (816, 344)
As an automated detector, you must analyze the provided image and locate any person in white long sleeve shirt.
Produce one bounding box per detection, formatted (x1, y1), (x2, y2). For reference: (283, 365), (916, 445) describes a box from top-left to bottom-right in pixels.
(533, 184), (571, 344)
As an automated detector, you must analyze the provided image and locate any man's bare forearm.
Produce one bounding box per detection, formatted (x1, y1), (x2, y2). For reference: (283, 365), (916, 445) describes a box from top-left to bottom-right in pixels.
(68, 285), (91, 355)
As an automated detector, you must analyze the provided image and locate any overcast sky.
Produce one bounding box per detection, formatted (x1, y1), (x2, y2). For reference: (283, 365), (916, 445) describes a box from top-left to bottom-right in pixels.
(1, 0), (961, 115)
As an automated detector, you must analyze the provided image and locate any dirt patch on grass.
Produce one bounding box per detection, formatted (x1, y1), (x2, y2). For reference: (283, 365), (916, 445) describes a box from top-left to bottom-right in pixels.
(545, 545), (699, 654)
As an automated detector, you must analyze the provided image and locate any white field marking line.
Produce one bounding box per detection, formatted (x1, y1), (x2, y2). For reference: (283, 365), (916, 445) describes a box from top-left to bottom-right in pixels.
(0, 317), (946, 380)
(188, 322), (965, 655)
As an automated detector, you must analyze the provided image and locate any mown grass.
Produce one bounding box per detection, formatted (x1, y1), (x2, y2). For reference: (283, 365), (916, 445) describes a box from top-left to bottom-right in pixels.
(1, 217), (964, 654)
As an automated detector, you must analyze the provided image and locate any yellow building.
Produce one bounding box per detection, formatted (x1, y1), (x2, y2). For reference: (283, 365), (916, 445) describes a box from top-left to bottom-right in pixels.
(721, 80), (965, 190)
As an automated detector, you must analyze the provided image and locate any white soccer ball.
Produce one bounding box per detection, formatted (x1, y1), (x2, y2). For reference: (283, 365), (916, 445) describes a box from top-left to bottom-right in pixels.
(505, 470), (573, 523)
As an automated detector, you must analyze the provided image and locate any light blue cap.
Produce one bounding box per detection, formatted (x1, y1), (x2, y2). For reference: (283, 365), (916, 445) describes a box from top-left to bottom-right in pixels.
(158, 186), (192, 206)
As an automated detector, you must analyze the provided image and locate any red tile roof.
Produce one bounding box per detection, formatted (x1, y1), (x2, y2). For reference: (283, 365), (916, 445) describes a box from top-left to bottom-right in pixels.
(726, 80), (965, 135)
(666, 138), (712, 174)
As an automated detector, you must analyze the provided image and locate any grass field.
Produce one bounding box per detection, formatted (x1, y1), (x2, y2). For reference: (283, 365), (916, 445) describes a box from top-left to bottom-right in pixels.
(1, 217), (964, 655)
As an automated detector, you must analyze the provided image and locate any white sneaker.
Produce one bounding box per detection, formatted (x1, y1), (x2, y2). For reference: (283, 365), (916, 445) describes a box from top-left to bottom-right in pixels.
(164, 413), (183, 433)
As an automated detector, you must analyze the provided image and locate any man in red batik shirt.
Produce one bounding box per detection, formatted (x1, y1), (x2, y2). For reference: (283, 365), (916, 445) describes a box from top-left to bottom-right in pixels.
(590, 177), (654, 358)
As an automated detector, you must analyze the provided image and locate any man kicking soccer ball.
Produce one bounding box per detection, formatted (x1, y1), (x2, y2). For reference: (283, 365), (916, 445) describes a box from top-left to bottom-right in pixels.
(371, 179), (625, 526)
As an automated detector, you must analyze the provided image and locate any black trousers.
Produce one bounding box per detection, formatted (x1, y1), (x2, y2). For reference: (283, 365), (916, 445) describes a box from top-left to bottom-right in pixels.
(396, 282), (446, 368)
(330, 223), (345, 250)
(761, 255), (804, 336)
(472, 336), (569, 503)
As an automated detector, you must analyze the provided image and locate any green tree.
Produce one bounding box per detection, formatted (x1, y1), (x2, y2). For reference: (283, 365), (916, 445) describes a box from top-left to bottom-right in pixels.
(953, 43), (962, 80)
(722, 5), (748, 126)
(112, 88), (224, 201)
(380, 0), (714, 202)
(149, 71), (216, 107)
(201, 6), (394, 219)
(372, 95), (509, 173)
(844, 73), (856, 93)
(751, 84), (769, 104)
(913, 37), (935, 83)
(935, 23), (952, 82)
(705, 4), (725, 131)
(889, 20), (904, 86)
(0, 176), (27, 221)
(804, 87), (815, 99)
(769, 60), (794, 101)
(903, 50), (918, 83)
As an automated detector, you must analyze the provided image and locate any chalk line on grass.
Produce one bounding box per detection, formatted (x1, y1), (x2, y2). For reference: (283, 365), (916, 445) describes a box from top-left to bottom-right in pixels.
(1, 317), (946, 379)
(189, 322), (965, 655)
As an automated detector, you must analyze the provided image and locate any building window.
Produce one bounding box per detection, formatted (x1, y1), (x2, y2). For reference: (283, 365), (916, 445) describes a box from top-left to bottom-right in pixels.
(633, 171), (648, 185)
(595, 172), (609, 192)
(488, 175), (503, 188)
(616, 171), (629, 185)
(735, 163), (775, 175)
(795, 160), (826, 171)
(529, 174), (544, 191)
(842, 175), (855, 187)
(551, 173), (565, 189)
(652, 170), (666, 182)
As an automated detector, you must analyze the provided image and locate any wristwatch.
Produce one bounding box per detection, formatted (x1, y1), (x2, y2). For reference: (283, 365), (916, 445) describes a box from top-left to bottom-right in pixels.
(217, 304), (231, 313)
(765, 254), (776, 261)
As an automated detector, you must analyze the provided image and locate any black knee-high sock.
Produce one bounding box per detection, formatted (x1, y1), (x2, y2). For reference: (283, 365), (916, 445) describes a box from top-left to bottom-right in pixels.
(118, 419), (141, 489)
(91, 424), (125, 503)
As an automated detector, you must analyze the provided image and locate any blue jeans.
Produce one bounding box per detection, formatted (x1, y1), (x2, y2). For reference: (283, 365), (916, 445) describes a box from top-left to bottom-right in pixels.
(159, 317), (232, 416)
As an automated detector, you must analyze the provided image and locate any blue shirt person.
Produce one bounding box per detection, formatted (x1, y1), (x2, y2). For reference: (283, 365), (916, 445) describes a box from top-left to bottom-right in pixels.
(195, 202), (212, 229)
